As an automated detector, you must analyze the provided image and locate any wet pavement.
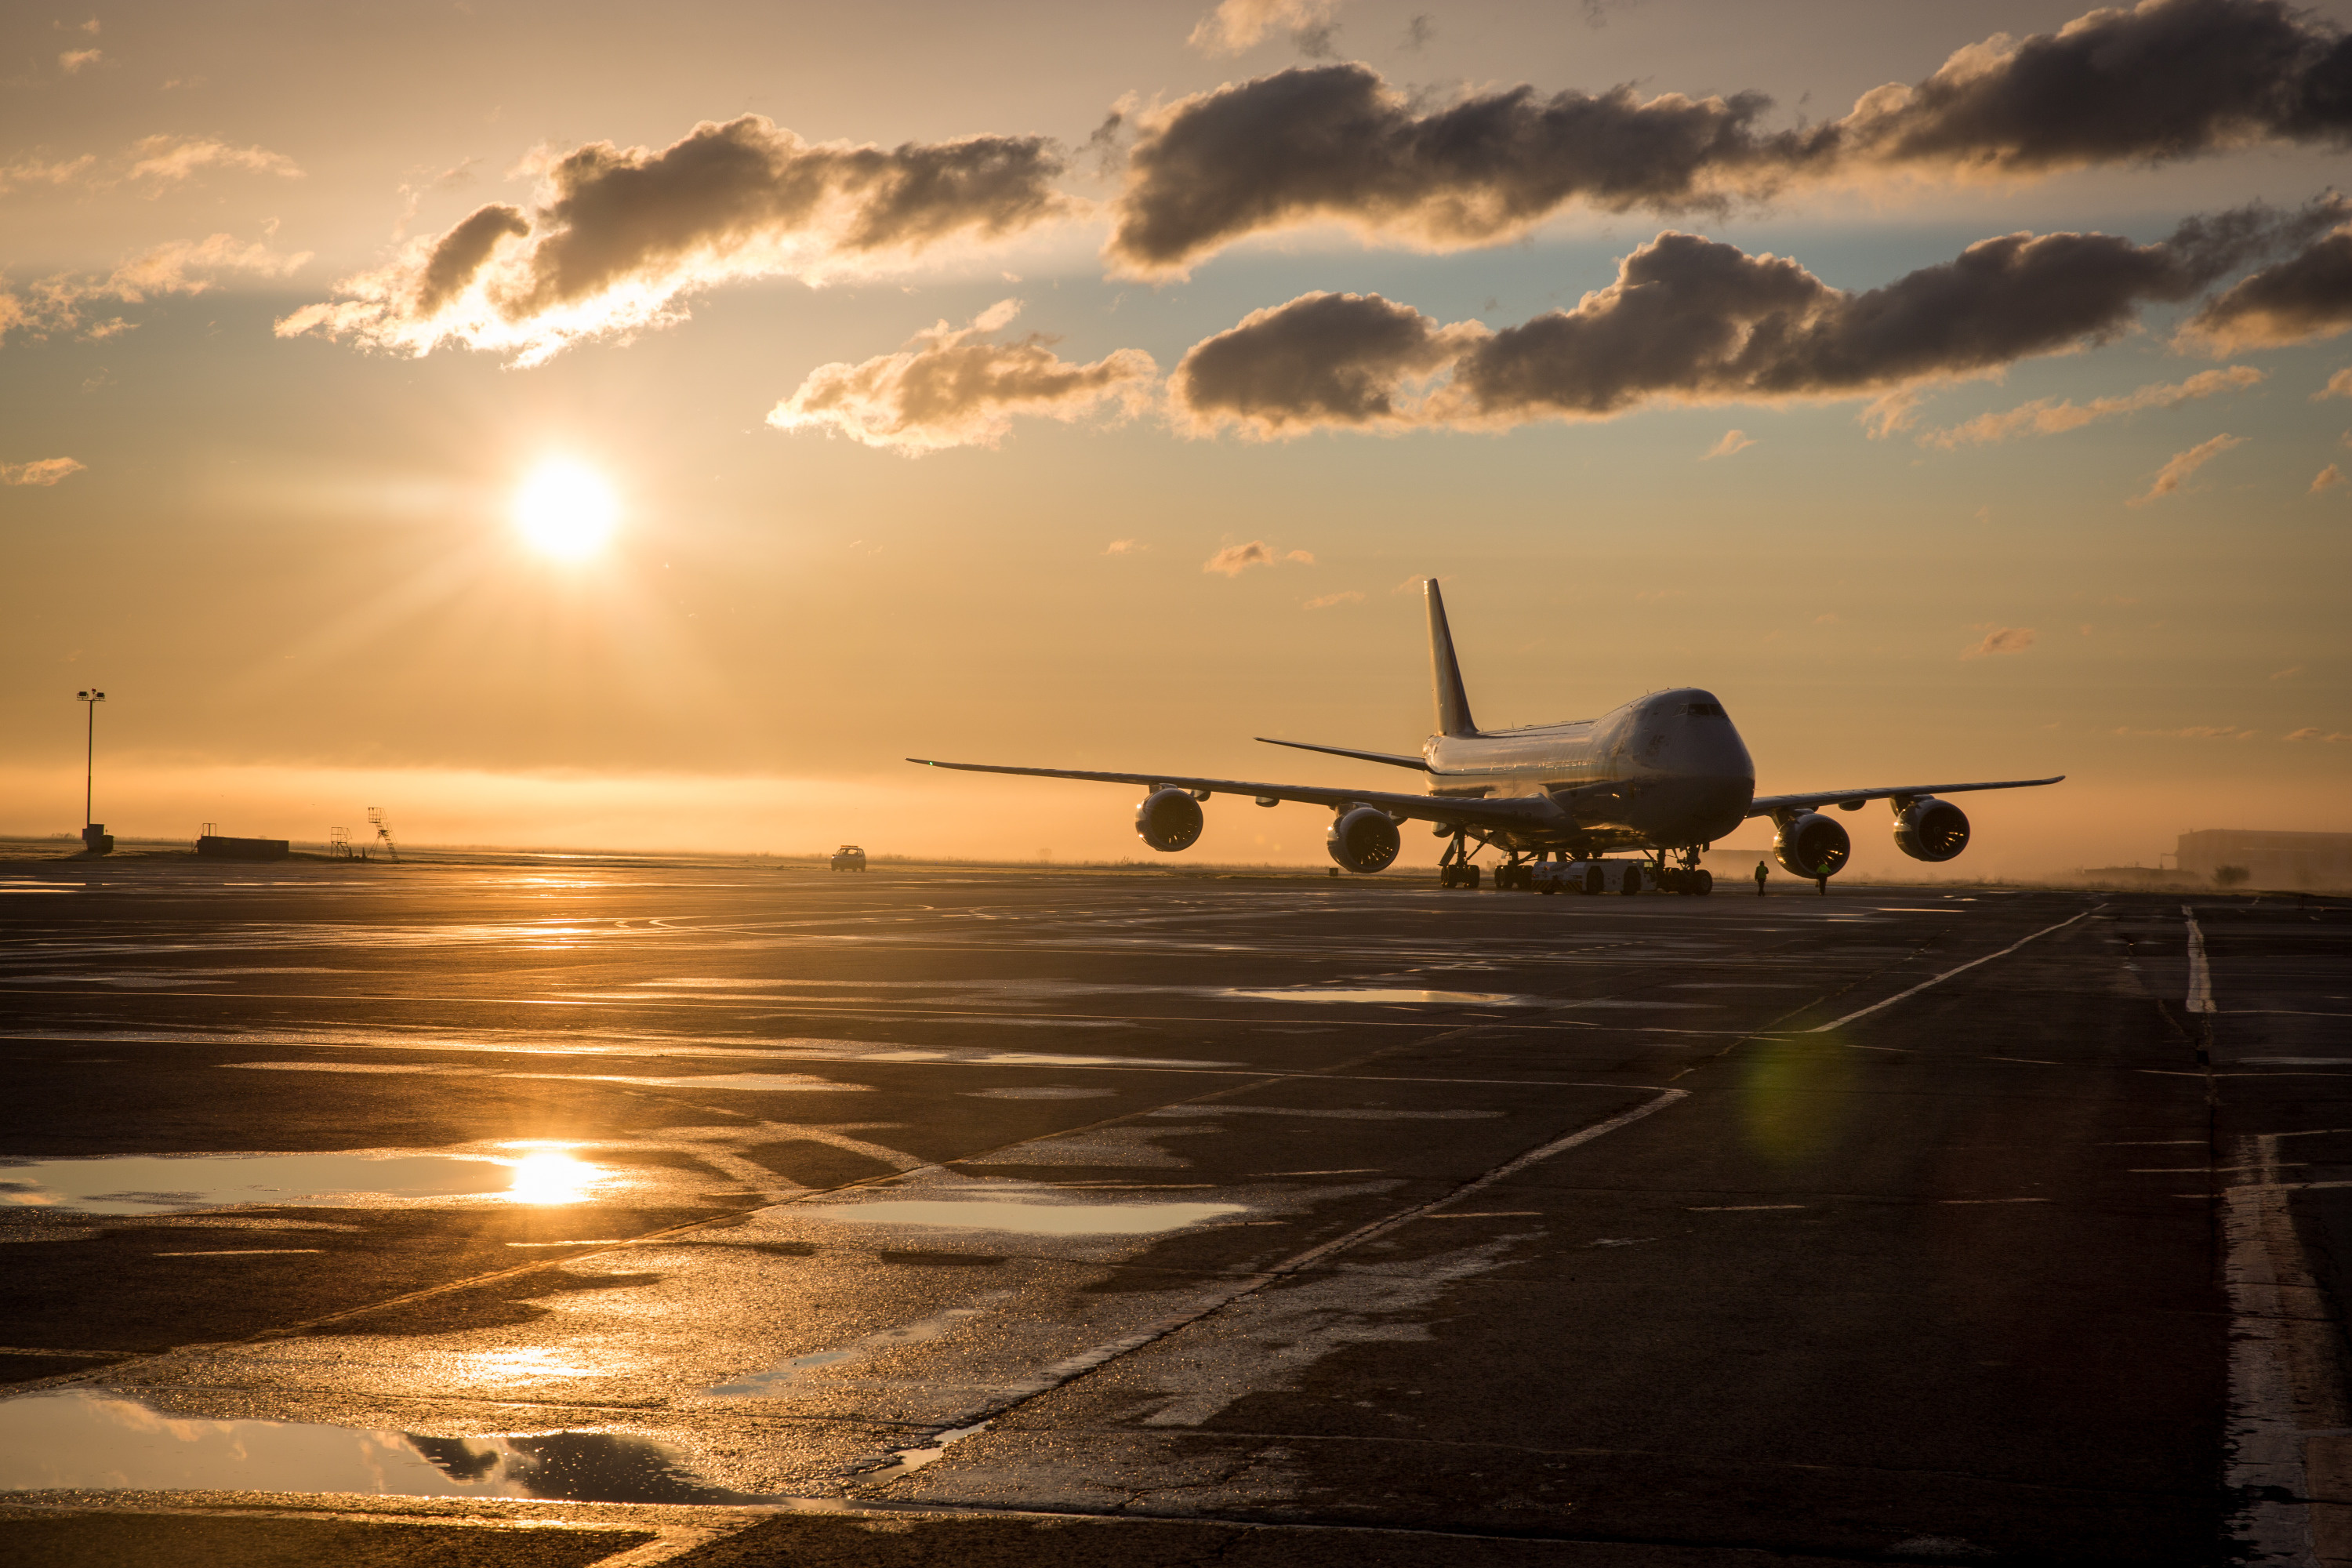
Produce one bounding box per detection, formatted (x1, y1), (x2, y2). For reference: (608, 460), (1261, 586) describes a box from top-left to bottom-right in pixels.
(0, 855), (2346, 1565)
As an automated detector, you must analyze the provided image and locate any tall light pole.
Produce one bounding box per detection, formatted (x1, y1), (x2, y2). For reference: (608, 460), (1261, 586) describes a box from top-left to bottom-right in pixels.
(77, 688), (105, 829)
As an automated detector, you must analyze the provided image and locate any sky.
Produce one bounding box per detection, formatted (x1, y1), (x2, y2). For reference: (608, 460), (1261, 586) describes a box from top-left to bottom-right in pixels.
(2, 0), (2348, 877)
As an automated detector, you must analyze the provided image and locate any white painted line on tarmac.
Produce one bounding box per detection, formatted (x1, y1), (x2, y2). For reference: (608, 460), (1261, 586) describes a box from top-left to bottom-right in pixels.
(2184, 905), (2216, 1014)
(2224, 1132), (2341, 1566)
(1807, 912), (2091, 1034)
(1689, 1204), (1806, 1211)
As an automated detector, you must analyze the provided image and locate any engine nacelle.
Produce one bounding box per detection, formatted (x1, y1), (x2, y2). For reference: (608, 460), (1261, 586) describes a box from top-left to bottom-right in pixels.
(1327, 806), (1402, 873)
(1773, 811), (1852, 878)
(1893, 797), (1970, 862)
(1135, 787), (1204, 852)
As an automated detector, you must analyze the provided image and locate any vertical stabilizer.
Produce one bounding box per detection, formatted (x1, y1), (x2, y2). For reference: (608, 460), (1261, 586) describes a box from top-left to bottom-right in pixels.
(1424, 579), (1479, 737)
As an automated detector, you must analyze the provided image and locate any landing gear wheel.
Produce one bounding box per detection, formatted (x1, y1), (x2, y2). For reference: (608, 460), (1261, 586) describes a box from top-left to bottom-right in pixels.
(1693, 869), (1713, 896)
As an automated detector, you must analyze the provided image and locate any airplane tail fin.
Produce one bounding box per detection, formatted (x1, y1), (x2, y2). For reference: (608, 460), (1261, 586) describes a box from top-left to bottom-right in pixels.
(1424, 579), (1479, 737)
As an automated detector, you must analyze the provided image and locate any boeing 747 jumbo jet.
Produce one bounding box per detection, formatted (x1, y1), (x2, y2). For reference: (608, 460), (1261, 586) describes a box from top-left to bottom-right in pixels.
(910, 580), (2060, 895)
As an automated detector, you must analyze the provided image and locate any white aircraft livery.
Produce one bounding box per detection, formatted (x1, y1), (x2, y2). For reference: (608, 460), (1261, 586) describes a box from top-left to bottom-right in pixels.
(910, 579), (2060, 895)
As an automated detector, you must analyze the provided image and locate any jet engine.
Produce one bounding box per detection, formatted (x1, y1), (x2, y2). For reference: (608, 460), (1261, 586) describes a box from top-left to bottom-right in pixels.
(1327, 806), (1402, 873)
(1135, 788), (1204, 852)
(1893, 797), (1970, 862)
(1773, 811), (1852, 878)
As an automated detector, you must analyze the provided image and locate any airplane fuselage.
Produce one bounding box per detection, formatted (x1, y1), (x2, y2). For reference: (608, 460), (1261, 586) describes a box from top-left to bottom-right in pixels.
(1423, 687), (1756, 854)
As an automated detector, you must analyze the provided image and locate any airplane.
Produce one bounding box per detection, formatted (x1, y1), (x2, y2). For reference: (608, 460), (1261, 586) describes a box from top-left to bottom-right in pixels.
(909, 579), (2061, 895)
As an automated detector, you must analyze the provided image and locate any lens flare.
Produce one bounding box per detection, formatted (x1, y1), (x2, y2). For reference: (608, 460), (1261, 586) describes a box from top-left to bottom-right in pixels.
(513, 460), (619, 560)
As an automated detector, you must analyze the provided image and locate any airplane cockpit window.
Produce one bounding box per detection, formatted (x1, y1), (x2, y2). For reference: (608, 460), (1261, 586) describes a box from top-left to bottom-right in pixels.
(1685, 702), (1727, 718)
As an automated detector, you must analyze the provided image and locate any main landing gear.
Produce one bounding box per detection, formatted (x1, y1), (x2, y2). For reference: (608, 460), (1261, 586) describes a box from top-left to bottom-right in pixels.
(1436, 830), (1482, 889)
(1652, 848), (1715, 897)
(1434, 837), (1715, 895)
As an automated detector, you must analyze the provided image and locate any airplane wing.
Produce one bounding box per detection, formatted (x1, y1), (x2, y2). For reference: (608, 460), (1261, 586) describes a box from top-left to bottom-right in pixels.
(1254, 737), (1430, 771)
(1748, 775), (2063, 818)
(906, 758), (1565, 835)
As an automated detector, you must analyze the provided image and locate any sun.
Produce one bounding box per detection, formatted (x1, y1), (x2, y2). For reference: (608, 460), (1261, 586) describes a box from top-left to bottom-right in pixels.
(513, 459), (619, 560)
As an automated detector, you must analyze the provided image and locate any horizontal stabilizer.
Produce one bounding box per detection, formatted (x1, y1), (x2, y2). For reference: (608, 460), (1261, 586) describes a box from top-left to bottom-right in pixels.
(1255, 737), (1430, 772)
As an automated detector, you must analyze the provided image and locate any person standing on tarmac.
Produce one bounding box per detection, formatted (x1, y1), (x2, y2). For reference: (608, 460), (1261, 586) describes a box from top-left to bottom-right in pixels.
(1817, 873), (1828, 895)
(1753, 861), (1768, 896)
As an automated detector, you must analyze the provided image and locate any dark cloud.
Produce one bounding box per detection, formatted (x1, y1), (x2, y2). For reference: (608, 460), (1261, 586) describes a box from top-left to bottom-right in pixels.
(281, 114), (1069, 364)
(768, 301), (1155, 454)
(412, 204), (528, 314)
(1111, 0), (2352, 274)
(1173, 291), (1477, 436)
(1169, 204), (2341, 434)
(1461, 205), (2325, 418)
(1111, 64), (1830, 274)
(1841, 0), (2352, 174)
(2185, 225), (2352, 347)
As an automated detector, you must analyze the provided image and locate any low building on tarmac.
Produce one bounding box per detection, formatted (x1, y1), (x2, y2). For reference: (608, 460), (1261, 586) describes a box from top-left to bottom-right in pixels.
(196, 833), (290, 861)
(2175, 829), (2352, 891)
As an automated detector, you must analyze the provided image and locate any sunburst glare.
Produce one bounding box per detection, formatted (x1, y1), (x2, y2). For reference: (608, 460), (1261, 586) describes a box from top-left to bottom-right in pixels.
(503, 1149), (603, 1204)
(513, 459), (619, 560)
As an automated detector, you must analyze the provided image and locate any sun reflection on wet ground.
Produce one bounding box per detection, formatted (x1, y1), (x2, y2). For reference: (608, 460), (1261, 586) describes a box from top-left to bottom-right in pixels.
(0, 1144), (627, 1214)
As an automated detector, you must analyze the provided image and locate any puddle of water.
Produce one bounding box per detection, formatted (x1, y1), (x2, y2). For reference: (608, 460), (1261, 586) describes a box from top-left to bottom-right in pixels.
(0, 1148), (618, 1214)
(801, 1199), (1246, 1235)
(0, 967), (345, 989)
(0, 1390), (758, 1502)
(960, 1087), (1117, 1100)
(2, 1027), (1236, 1073)
(514, 1073), (871, 1094)
(226, 1062), (465, 1075)
(1226, 987), (1541, 1006)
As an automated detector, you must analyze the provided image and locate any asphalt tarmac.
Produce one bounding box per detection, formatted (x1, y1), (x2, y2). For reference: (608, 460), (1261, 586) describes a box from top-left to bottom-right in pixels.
(0, 854), (2346, 1566)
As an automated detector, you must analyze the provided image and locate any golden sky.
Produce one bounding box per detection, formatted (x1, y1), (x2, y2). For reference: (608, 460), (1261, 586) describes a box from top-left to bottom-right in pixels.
(3, 0), (2347, 875)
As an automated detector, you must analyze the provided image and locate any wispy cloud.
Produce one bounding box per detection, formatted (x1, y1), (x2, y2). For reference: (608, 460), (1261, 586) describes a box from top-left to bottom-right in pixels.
(1702, 429), (1756, 459)
(767, 301), (1155, 455)
(1962, 626), (2034, 659)
(0, 456), (84, 486)
(2316, 368), (2352, 400)
(2284, 728), (2352, 742)
(2272, 665), (2306, 679)
(280, 114), (1069, 366)
(2114, 724), (2259, 739)
(0, 154), (96, 194)
(1204, 540), (1314, 575)
(58, 48), (102, 74)
(1103, 539), (1148, 555)
(2129, 434), (2246, 505)
(1303, 589), (1364, 608)
(0, 136), (302, 198)
(127, 135), (303, 190)
(2314, 464), (2347, 494)
(1189, 0), (1344, 54)
(2, 230), (311, 343)
(1919, 367), (2263, 448)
